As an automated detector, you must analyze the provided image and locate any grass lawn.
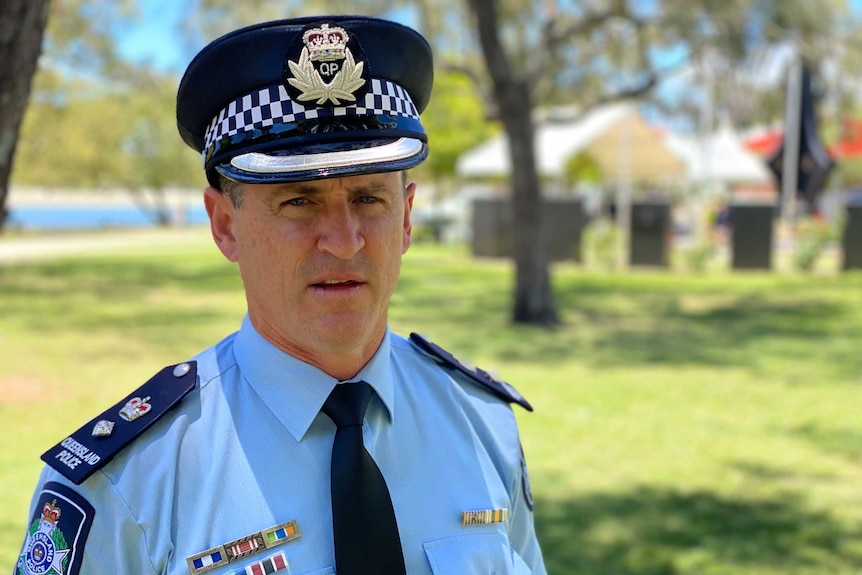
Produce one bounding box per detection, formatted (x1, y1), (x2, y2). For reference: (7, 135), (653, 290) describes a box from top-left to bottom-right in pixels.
(1, 230), (861, 574)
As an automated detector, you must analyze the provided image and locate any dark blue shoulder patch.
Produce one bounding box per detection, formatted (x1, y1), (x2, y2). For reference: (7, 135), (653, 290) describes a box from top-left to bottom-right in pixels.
(16, 482), (95, 575)
(41, 362), (198, 485)
(409, 333), (533, 411)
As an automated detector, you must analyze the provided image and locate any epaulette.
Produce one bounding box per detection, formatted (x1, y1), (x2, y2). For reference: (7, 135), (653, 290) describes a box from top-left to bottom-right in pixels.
(409, 333), (533, 411)
(41, 362), (198, 485)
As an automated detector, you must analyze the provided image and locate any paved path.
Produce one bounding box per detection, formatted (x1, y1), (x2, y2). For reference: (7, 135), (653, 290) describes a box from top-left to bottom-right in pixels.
(0, 227), (214, 263)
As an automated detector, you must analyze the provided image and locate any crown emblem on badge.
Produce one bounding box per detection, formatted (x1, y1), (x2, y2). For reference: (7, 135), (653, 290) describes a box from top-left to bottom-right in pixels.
(119, 396), (152, 422)
(41, 500), (61, 524)
(286, 23), (366, 106)
(303, 24), (348, 62)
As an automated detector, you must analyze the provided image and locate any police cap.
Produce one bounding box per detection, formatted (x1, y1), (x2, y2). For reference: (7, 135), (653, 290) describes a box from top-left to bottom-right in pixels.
(177, 16), (433, 187)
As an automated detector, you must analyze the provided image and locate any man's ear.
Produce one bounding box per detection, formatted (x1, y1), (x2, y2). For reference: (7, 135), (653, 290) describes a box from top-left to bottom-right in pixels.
(204, 187), (239, 262)
(402, 181), (416, 254)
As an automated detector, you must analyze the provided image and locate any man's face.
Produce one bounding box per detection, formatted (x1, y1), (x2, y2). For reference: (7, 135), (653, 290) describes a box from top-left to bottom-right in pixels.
(205, 171), (415, 373)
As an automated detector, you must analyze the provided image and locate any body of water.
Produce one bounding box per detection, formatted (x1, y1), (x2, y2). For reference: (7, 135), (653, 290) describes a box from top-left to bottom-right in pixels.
(6, 204), (210, 231)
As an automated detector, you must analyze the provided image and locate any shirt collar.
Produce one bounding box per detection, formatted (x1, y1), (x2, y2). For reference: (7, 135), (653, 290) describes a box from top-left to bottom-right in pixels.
(350, 330), (395, 423)
(233, 316), (395, 441)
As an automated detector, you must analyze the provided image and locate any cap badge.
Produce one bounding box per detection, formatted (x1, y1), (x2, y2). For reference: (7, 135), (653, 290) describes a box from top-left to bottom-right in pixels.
(118, 396), (152, 422)
(285, 23), (366, 106)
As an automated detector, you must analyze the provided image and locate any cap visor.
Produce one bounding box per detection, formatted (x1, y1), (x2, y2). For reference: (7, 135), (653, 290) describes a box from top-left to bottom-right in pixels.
(217, 137), (426, 184)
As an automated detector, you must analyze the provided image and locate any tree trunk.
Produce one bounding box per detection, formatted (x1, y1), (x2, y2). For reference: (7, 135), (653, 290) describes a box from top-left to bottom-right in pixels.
(502, 83), (559, 325)
(0, 0), (51, 232)
(467, 0), (559, 326)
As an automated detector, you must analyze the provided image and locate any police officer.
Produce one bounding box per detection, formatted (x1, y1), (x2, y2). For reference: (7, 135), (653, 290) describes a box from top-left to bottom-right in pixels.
(15, 15), (546, 575)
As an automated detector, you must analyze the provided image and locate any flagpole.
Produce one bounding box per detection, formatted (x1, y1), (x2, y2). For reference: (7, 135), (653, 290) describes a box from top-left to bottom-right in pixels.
(781, 53), (802, 225)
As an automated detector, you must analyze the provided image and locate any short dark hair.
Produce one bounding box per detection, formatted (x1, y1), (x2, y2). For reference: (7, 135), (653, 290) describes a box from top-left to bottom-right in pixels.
(217, 176), (245, 208)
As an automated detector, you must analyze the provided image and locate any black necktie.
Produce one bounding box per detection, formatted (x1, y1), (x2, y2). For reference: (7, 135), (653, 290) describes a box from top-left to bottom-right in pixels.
(322, 382), (406, 575)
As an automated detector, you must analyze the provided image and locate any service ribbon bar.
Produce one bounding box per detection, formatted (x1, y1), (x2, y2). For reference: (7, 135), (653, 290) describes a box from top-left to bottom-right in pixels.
(262, 520), (301, 548)
(460, 508), (509, 526)
(225, 532), (265, 561)
(187, 546), (229, 575)
(233, 552), (289, 575)
(187, 521), (300, 575)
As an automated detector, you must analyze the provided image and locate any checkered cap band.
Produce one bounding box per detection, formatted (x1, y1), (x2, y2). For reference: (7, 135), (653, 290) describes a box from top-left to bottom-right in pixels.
(203, 78), (420, 158)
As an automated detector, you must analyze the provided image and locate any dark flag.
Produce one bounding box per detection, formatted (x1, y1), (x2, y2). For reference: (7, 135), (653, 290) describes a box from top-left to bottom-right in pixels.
(768, 65), (834, 212)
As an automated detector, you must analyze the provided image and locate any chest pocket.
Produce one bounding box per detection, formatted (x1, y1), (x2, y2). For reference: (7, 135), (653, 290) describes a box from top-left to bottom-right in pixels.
(423, 533), (531, 575)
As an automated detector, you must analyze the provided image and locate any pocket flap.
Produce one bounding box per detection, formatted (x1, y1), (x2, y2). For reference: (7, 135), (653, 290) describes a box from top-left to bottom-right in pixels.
(423, 533), (531, 574)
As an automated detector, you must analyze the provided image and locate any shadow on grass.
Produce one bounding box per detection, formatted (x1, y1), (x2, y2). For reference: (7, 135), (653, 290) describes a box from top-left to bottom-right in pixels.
(0, 256), (241, 298)
(0, 256), (245, 355)
(3, 252), (862, 380)
(398, 267), (862, 380)
(789, 424), (862, 465)
(535, 485), (862, 575)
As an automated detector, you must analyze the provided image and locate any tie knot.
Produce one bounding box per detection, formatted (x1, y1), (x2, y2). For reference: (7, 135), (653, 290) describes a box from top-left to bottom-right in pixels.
(322, 382), (373, 428)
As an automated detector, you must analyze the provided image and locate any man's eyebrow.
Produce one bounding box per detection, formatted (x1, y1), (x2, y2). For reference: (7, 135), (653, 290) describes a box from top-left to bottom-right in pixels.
(345, 181), (399, 194)
(265, 184), (323, 199)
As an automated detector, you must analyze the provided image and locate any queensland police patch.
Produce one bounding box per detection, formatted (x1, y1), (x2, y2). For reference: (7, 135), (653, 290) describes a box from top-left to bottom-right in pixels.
(15, 483), (94, 575)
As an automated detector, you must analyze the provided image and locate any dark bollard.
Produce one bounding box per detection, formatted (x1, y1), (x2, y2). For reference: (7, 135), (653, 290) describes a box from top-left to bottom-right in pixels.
(842, 201), (862, 270)
(629, 201), (671, 267)
(471, 198), (585, 262)
(731, 203), (776, 270)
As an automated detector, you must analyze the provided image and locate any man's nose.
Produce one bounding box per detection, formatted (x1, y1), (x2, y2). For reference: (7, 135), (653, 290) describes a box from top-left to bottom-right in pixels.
(316, 203), (365, 259)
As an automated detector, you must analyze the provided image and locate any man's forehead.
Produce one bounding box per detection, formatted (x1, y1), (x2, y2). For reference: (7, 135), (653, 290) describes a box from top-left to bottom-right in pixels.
(260, 172), (403, 195)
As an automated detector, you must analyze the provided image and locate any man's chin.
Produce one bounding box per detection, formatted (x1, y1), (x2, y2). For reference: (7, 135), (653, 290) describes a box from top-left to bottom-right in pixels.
(306, 315), (385, 353)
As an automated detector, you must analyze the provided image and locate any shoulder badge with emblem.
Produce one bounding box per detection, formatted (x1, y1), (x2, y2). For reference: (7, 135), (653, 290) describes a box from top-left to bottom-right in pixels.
(15, 482), (94, 575)
(41, 362), (198, 485)
(409, 333), (533, 411)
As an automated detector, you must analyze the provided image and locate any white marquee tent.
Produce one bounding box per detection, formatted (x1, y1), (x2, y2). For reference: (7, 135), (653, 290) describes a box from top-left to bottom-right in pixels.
(664, 124), (773, 185)
(455, 103), (685, 183)
(456, 104), (772, 187)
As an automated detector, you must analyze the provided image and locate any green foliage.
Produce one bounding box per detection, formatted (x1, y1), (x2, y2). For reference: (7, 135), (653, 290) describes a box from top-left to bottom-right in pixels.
(682, 204), (721, 273)
(792, 214), (843, 272)
(12, 71), (203, 190)
(1, 236), (862, 574)
(415, 70), (497, 181)
(44, 0), (137, 74)
(9, 0), (204, 194)
(682, 236), (716, 273)
(582, 217), (619, 270)
(563, 152), (603, 185)
(835, 156), (862, 187)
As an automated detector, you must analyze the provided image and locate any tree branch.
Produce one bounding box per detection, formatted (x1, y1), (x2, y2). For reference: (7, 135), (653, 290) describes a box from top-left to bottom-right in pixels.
(528, 2), (653, 88)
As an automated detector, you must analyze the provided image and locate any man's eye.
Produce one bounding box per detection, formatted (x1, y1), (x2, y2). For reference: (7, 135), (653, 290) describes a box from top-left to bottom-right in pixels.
(358, 196), (378, 204)
(284, 197), (308, 206)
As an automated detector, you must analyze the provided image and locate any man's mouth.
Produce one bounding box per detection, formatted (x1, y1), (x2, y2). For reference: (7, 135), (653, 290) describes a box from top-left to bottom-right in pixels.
(310, 278), (366, 294)
(315, 279), (360, 286)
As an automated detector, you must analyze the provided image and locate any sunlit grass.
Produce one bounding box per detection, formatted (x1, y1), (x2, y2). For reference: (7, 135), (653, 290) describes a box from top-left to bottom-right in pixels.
(1, 234), (861, 574)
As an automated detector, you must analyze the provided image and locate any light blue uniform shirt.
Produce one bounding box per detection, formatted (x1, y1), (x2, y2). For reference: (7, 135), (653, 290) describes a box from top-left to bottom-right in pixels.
(22, 317), (546, 575)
